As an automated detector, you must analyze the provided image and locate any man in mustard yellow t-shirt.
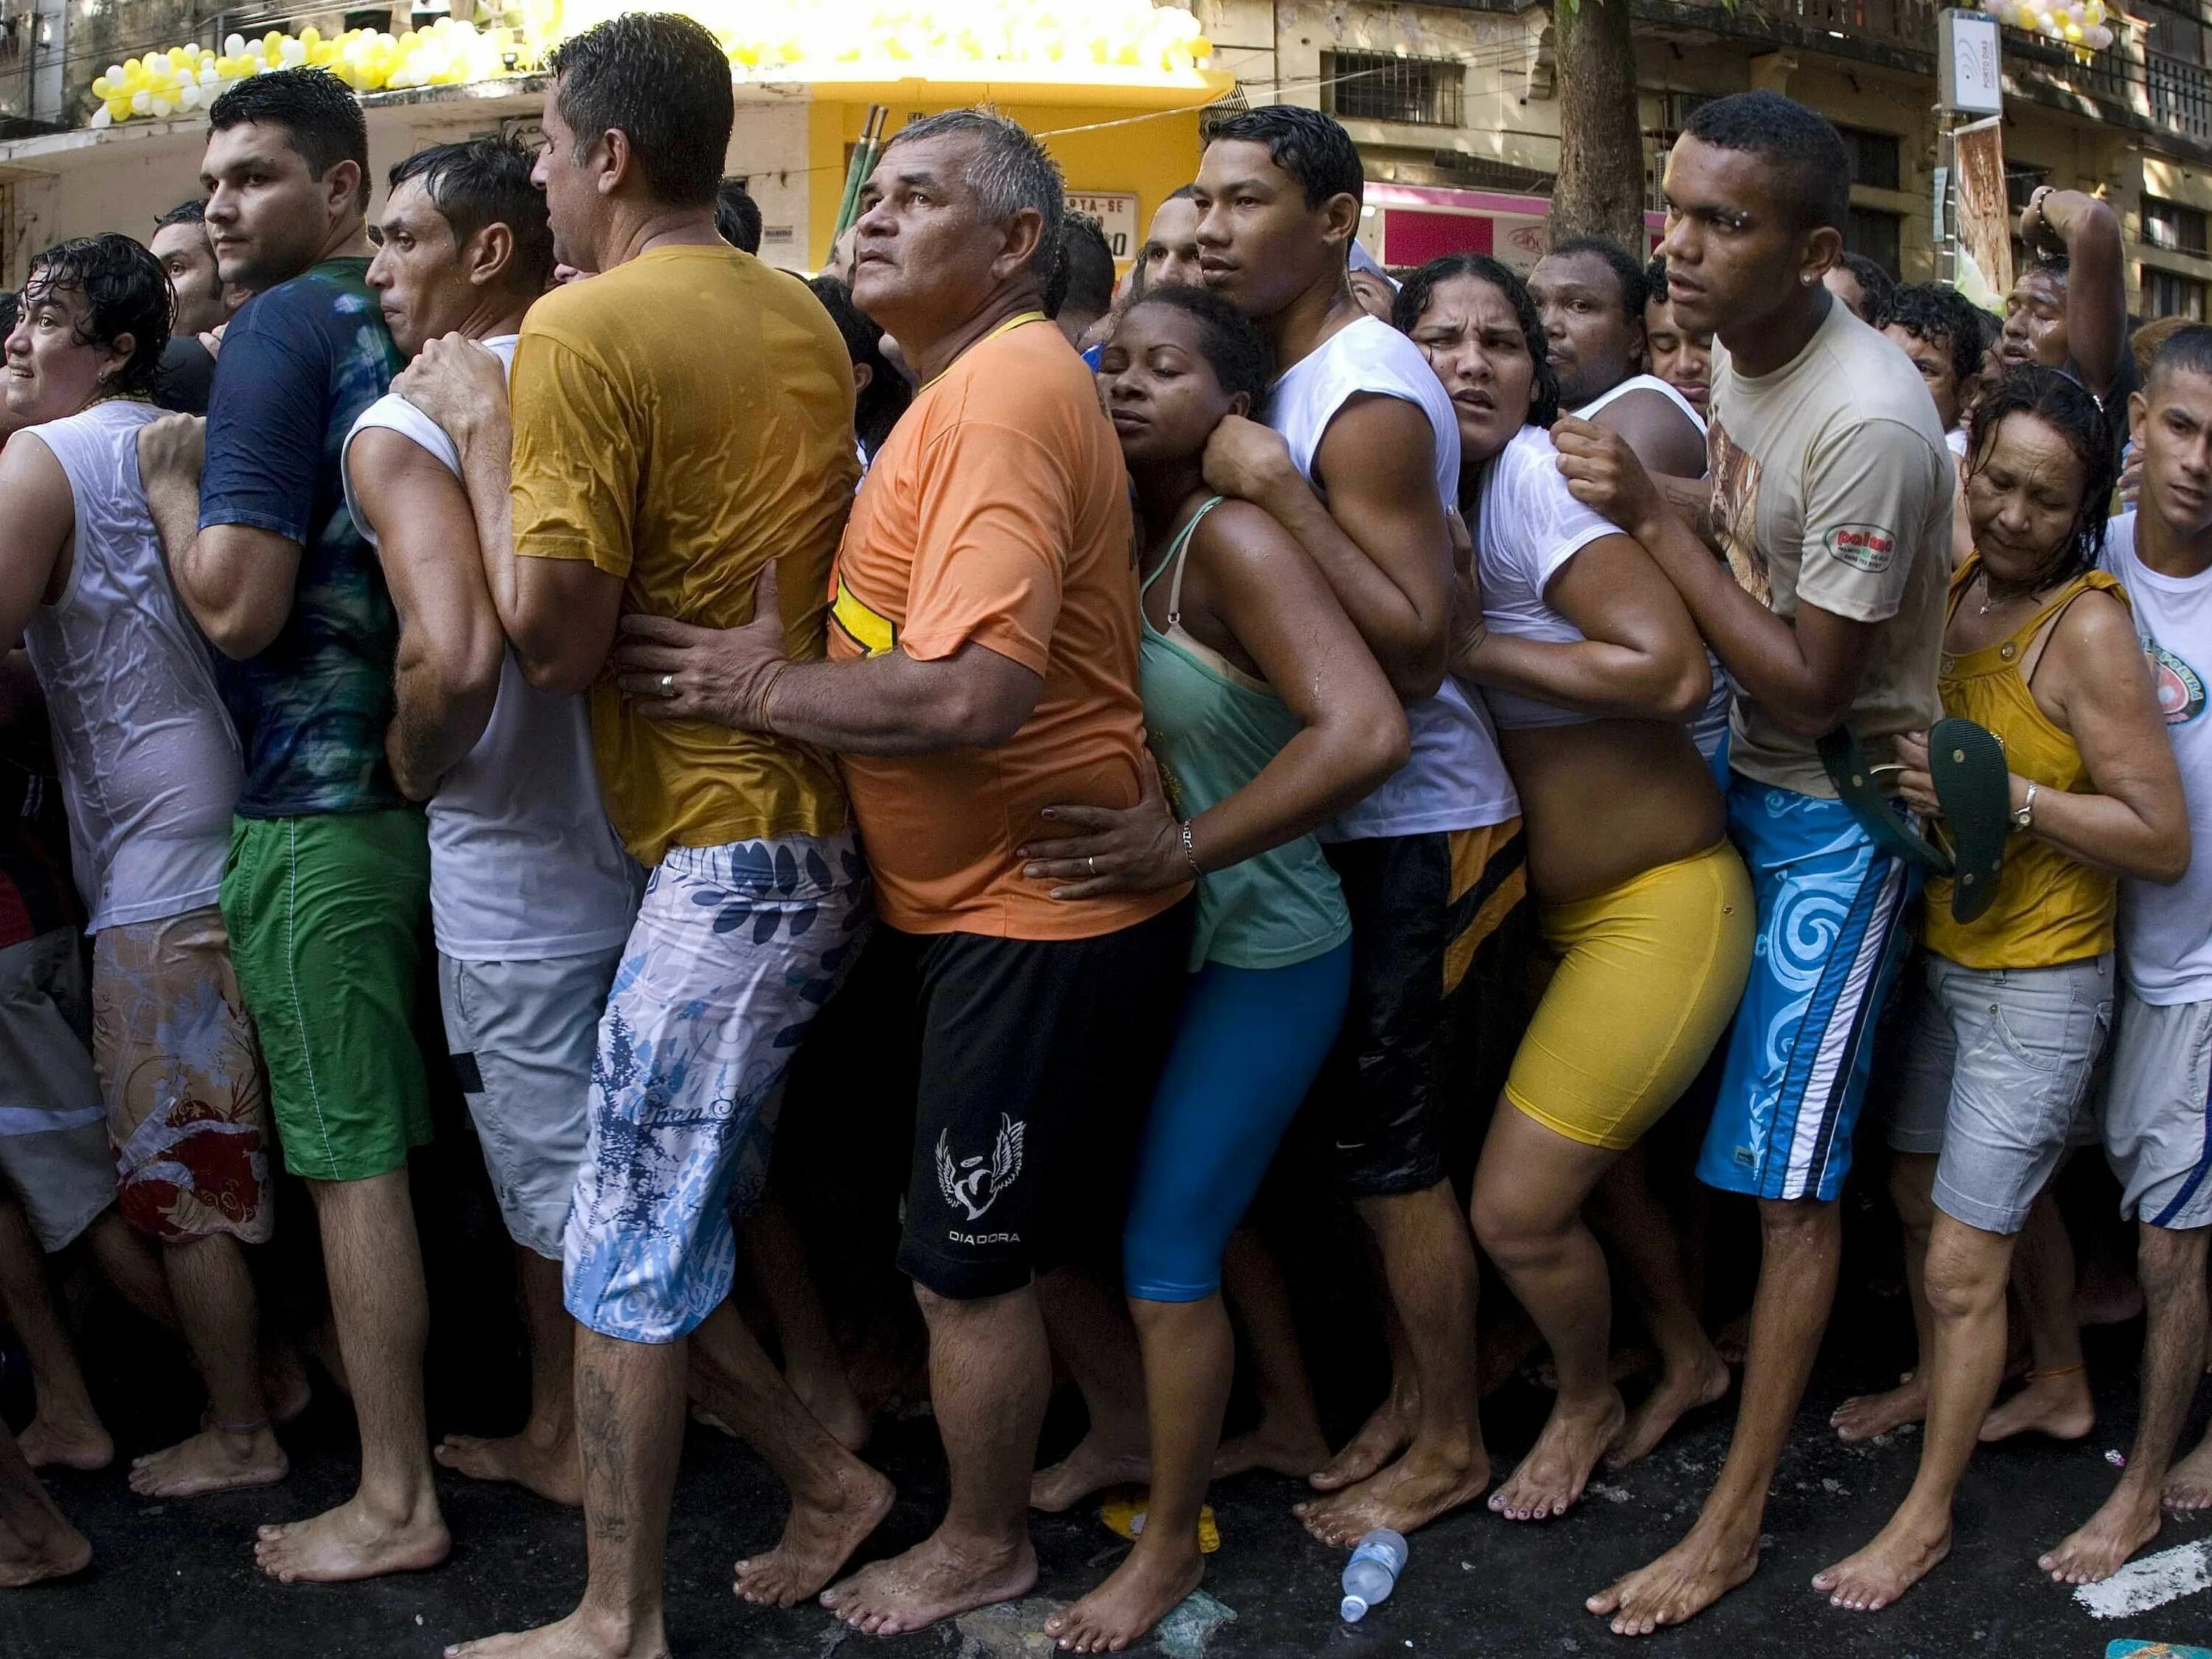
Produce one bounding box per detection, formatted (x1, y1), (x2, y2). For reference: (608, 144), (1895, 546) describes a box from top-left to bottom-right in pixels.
(398, 17), (886, 1658)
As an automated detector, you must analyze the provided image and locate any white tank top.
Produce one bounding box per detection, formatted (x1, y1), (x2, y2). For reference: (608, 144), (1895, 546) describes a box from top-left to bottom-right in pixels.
(1573, 372), (1707, 434)
(1264, 315), (1520, 840)
(341, 336), (640, 960)
(22, 400), (240, 932)
(1472, 427), (1617, 729)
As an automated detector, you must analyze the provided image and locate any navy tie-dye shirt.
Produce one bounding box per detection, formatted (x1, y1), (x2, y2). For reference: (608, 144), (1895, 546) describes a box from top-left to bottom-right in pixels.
(199, 257), (405, 818)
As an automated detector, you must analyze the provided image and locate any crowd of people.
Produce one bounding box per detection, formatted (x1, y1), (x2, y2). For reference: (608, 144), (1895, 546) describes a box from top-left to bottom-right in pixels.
(0, 14), (2209, 1655)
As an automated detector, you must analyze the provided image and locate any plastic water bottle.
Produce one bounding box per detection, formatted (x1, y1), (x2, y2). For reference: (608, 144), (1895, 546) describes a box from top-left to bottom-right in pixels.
(1339, 1527), (1408, 1622)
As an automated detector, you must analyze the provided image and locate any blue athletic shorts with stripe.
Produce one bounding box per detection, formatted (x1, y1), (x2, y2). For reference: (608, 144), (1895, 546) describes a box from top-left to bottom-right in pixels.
(1696, 779), (1918, 1203)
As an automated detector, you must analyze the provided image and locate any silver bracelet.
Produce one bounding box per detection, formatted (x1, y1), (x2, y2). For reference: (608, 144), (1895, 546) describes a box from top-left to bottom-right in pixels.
(1178, 819), (1203, 877)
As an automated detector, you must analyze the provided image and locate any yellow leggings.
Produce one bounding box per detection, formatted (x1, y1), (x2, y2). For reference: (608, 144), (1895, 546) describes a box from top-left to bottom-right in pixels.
(1504, 838), (1754, 1152)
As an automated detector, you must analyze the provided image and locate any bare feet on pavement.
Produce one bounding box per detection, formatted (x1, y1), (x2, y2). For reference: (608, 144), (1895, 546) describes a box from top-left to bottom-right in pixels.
(820, 1531), (1037, 1636)
(1609, 1353), (1731, 1468)
(732, 1460), (894, 1606)
(1046, 1537), (1205, 1653)
(437, 1430), (583, 1507)
(1812, 1510), (1950, 1611)
(1831, 1372), (1927, 1444)
(1586, 1523), (1760, 1637)
(2040, 1486), (2162, 1585)
(2163, 1436), (2212, 1510)
(1211, 1413), (1330, 1481)
(0, 1498), (91, 1587)
(1490, 1391), (1624, 1520)
(1030, 1431), (1149, 1514)
(129, 1422), (288, 1498)
(1980, 1369), (2095, 1443)
(445, 1606), (667, 1659)
(17, 1413), (111, 1472)
(254, 1492), (450, 1585)
(1305, 1388), (1414, 1493)
(1294, 1444), (1490, 1545)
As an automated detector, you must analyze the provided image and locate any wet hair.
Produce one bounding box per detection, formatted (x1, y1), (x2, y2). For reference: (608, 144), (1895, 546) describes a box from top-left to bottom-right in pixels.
(1886, 282), (1988, 395)
(208, 67), (370, 212)
(1048, 212), (1116, 321)
(1394, 252), (1560, 430)
(546, 12), (732, 209)
(2150, 322), (2212, 392)
(388, 137), (554, 298)
(1120, 282), (1272, 408)
(805, 276), (911, 459)
(1200, 105), (1364, 211)
(153, 198), (208, 231)
(1834, 251), (1896, 324)
(716, 178), (762, 254)
(1644, 253), (1667, 302)
(887, 109), (1065, 282)
(20, 233), (173, 398)
(1964, 364), (2117, 584)
(1680, 90), (1851, 235)
(1164, 183), (1197, 204)
(1547, 236), (1647, 323)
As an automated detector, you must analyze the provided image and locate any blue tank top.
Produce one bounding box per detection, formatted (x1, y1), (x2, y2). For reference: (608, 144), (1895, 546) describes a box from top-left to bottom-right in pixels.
(1139, 498), (1352, 971)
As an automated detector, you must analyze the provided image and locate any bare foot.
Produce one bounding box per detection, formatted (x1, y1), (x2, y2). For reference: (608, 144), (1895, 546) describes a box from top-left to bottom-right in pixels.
(1536, 1346), (1655, 1392)
(1489, 1391), (1625, 1520)
(129, 1423), (288, 1498)
(1293, 1443), (1491, 1545)
(263, 1345), (313, 1425)
(1212, 1413), (1330, 1481)
(437, 1430), (582, 1508)
(1046, 1537), (1205, 1653)
(1812, 1510), (1950, 1611)
(1030, 1430), (1148, 1514)
(2040, 1485), (2162, 1585)
(789, 1364), (872, 1455)
(1831, 1373), (1927, 1444)
(1586, 1522), (1761, 1637)
(0, 1514), (91, 1587)
(820, 1530), (1037, 1636)
(1980, 1371), (2095, 1444)
(254, 1492), (449, 1585)
(445, 1606), (666, 1658)
(16, 1414), (111, 1472)
(1306, 1387), (1415, 1493)
(1712, 1312), (1750, 1368)
(2163, 1436), (2212, 1510)
(1610, 1352), (1731, 1468)
(733, 1460), (894, 1606)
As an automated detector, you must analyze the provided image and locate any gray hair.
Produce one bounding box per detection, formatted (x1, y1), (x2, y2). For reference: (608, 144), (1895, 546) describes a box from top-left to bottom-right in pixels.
(887, 109), (1064, 279)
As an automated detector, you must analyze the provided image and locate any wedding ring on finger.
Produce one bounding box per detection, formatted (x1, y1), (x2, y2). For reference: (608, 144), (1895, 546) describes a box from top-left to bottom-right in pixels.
(1088, 855), (1098, 876)
(658, 672), (676, 698)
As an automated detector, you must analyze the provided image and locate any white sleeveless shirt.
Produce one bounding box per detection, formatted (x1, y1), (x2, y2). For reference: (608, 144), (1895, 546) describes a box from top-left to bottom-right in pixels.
(1573, 372), (1706, 434)
(1265, 316), (1519, 840)
(341, 336), (639, 961)
(22, 400), (240, 932)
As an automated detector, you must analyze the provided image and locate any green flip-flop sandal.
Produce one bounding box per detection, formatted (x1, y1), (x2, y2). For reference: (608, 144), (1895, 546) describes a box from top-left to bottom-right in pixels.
(1926, 716), (2012, 925)
(1816, 726), (1952, 877)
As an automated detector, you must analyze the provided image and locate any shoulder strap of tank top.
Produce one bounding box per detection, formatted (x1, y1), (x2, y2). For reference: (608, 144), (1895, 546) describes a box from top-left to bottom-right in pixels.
(2020, 568), (2126, 687)
(1145, 495), (1225, 628)
(1945, 552), (1983, 628)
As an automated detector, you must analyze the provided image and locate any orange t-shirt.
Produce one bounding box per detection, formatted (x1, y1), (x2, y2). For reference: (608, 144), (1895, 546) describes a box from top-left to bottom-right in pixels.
(827, 317), (1185, 940)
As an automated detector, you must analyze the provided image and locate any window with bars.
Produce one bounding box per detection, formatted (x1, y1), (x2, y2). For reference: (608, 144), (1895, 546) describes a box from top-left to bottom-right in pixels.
(1834, 125), (1902, 192)
(2146, 266), (2209, 320)
(1321, 52), (1464, 128)
(2145, 195), (2211, 256)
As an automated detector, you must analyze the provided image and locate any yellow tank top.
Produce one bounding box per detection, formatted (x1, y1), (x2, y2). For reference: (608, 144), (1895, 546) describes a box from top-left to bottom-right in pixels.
(1924, 555), (2130, 970)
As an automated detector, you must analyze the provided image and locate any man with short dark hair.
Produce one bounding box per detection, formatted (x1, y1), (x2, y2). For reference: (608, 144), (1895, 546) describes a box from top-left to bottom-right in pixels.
(1825, 250), (1895, 325)
(340, 138), (640, 1514)
(592, 104), (1192, 1638)
(1556, 88), (1951, 1634)
(147, 200), (242, 414)
(1885, 281), (1989, 566)
(139, 64), (447, 1586)
(1132, 184), (1200, 294)
(1051, 211), (1116, 357)
(1191, 101), (1521, 1547)
(1997, 186), (2129, 411)
(715, 175), (762, 254)
(1531, 235), (1706, 480)
(406, 18), (887, 1658)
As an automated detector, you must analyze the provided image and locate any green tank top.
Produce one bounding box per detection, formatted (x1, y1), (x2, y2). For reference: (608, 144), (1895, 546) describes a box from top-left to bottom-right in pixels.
(1139, 497), (1352, 972)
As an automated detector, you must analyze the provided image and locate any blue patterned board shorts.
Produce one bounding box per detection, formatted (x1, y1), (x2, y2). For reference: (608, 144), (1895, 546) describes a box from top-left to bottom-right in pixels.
(563, 830), (868, 1343)
(1696, 780), (1919, 1204)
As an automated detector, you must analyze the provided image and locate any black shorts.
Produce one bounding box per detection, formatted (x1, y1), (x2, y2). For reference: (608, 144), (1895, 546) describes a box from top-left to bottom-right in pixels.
(1314, 822), (1528, 1198)
(890, 898), (1191, 1301)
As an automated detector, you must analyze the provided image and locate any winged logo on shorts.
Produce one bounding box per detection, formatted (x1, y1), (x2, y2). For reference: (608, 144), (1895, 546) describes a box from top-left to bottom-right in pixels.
(936, 1115), (1026, 1221)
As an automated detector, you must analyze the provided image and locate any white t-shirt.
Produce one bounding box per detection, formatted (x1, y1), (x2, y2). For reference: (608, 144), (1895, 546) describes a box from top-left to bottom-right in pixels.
(2101, 510), (2212, 1004)
(1264, 315), (1519, 839)
(342, 335), (640, 960)
(1472, 426), (1618, 729)
(1574, 372), (1705, 434)
(21, 400), (240, 932)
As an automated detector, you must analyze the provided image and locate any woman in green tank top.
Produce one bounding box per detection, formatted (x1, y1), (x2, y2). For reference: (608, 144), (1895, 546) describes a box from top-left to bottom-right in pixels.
(1017, 287), (1407, 1652)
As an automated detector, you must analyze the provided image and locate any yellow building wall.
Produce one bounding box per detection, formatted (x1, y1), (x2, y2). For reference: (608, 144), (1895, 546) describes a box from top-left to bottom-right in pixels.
(806, 97), (1208, 271)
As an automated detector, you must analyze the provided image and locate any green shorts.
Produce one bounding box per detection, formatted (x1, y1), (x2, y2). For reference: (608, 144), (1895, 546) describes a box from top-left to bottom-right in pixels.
(220, 809), (432, 1183)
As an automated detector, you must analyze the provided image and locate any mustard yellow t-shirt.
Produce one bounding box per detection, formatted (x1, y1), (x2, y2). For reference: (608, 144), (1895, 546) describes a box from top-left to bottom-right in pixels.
(509, 245), (858, 866)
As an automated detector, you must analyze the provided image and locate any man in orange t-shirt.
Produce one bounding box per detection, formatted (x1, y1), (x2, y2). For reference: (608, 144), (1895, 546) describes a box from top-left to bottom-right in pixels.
(611, 109), (1190, 1635)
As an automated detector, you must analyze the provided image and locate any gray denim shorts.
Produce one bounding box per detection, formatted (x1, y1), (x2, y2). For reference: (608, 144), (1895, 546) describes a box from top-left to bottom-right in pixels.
(1888, 952), (2113, 1235)
(2104, 986), (2212, 1231)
